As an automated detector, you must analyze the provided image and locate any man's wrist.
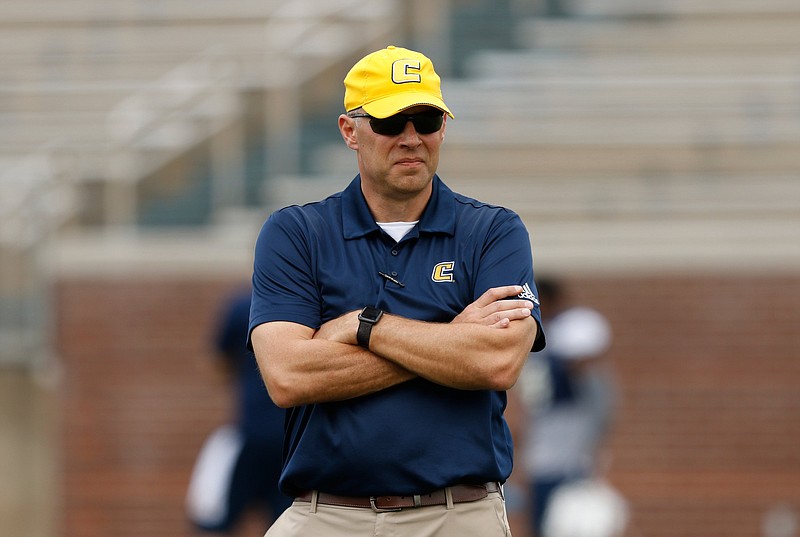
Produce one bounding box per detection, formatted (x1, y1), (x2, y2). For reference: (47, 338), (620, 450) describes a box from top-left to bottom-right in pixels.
(357, 306), (383, 349)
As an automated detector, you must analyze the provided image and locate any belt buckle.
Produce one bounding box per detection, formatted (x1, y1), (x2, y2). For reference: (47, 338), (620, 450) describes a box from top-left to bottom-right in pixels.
(370, 496), (403, 513)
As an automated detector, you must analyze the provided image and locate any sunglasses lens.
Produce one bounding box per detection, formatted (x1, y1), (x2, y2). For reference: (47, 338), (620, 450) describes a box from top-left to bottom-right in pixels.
(369, 112), (444, 135)
(413, 113), (444, 134)
(369, 116), (407, 135)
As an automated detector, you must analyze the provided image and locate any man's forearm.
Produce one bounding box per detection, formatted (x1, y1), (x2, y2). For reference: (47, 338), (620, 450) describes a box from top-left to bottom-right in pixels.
(252, 322), (415, 408)
(369, 314), (537, 391)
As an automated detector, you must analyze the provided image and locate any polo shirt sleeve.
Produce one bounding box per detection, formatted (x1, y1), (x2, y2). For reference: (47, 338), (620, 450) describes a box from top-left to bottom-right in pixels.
(475, 209), (546, 352)
(248, 208), (321, 347)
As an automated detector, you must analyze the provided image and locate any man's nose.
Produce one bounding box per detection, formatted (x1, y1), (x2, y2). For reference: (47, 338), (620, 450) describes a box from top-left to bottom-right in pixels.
(398, 119), (422, 145)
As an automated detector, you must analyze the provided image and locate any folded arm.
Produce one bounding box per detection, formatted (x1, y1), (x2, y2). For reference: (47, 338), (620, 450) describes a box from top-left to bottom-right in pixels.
(329, 285), (538, 391)
(250, 321), (415, 408)
(252, 285), (537, 407)
(372, 311), (536, 391)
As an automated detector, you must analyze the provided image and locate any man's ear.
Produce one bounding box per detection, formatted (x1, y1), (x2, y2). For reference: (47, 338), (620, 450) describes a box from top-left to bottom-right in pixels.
(338, 115), (359, 150)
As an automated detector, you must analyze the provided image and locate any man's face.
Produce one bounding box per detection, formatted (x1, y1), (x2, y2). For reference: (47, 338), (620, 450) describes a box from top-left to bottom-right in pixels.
(340, 106), (447, 202)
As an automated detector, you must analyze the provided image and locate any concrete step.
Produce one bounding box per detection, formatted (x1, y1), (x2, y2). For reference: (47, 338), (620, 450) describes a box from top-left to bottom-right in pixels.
(444, 113), (800, 145)
(1, 89), (139, 115)
(530, 214), (800, 274)
(0, 24), (269, 66)
(568, 0), (800, 17)
(445, 77), (800, 115)
(0, 114), (112, 150)
(437, 142), (800, 178)
(517, 16), (800, 54)
(465, 50), (800, 80)
(0, 0), (284, 24)
(455, 173), (800, 273)
(0, 0), (391, 25)
(443, 173), (800, 219)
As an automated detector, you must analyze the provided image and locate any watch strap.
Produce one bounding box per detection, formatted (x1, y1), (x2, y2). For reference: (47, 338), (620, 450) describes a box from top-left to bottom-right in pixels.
(356, 319), (374, 349)
(357, 307), (383, 349)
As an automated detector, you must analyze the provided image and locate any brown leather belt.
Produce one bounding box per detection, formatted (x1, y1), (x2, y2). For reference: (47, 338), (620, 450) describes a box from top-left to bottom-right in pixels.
(296, 482), (501, 512)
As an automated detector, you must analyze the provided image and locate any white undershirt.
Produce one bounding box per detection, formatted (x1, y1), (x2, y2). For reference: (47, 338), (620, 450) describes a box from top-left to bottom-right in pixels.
(376, 221), (419, 243)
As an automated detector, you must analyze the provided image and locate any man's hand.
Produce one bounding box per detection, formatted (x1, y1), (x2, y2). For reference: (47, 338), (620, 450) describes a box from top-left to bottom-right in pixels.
(451, 285), (533, 328)
(313, 310), (359, 345)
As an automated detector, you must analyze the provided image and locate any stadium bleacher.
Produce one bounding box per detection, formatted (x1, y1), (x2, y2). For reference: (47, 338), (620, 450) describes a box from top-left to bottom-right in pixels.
(0, 0), (401, 364)
(2, 0), (799, 371)
(3, 3), (800, 537)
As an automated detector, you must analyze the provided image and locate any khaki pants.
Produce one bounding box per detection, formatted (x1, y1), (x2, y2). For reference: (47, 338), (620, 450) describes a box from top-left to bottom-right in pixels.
(265, 491), (511, 537)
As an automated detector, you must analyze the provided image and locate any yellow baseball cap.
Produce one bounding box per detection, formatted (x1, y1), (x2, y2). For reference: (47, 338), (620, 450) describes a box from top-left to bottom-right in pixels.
(344, 45), (454, 119)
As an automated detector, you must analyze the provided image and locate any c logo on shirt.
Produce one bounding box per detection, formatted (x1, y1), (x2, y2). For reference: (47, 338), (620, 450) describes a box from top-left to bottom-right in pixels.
(392, 59), (422, 84)
(431, 261), (455, 282)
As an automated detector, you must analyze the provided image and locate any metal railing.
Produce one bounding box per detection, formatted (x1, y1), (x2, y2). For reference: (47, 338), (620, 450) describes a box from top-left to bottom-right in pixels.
(0, 150), (77, 365)
(0, 0), (401, 365)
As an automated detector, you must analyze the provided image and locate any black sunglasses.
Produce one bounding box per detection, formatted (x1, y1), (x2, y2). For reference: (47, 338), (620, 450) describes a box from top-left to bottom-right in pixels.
(348, 110), (444, 136)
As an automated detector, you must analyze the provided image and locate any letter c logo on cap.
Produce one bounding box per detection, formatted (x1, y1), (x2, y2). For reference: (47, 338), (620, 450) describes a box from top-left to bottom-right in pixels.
(392, 60), (421, 84)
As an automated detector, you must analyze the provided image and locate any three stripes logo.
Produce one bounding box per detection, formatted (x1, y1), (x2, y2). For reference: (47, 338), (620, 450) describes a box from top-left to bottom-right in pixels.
(517, 283), (539, 305)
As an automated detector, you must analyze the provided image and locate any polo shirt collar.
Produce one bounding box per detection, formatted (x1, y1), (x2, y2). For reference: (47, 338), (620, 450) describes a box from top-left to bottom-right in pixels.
(342, 175), (456, 239)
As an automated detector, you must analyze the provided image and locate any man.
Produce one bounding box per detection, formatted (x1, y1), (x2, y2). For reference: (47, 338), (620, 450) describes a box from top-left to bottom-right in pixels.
(248, 45), (546, 537)
(515, 278), (618, 537)
(186, 288), (290, 535)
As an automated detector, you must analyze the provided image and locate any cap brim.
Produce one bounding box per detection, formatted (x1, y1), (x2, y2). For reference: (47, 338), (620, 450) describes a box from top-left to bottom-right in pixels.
(362, 92), (454, 119)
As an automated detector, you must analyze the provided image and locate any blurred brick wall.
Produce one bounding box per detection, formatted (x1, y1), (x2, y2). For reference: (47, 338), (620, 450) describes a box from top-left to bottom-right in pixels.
(55, 276), (260, 537)
(55, 273), (800, 537)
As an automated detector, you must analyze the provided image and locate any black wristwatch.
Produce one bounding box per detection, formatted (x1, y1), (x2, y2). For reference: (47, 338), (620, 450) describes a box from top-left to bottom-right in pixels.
(357, 306), (384, 349)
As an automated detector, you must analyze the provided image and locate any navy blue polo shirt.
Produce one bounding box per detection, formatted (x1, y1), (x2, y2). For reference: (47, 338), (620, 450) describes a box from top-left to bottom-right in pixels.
(249, 175), (544, 497)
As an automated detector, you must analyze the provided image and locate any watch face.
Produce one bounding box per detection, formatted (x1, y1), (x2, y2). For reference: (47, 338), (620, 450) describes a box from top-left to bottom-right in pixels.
(359, 306), (382, 323)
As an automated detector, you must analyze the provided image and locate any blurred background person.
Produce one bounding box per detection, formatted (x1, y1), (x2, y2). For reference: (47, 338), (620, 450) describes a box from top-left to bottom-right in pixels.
(515, 278), (620, 537)
(185, 286), (290, 535)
